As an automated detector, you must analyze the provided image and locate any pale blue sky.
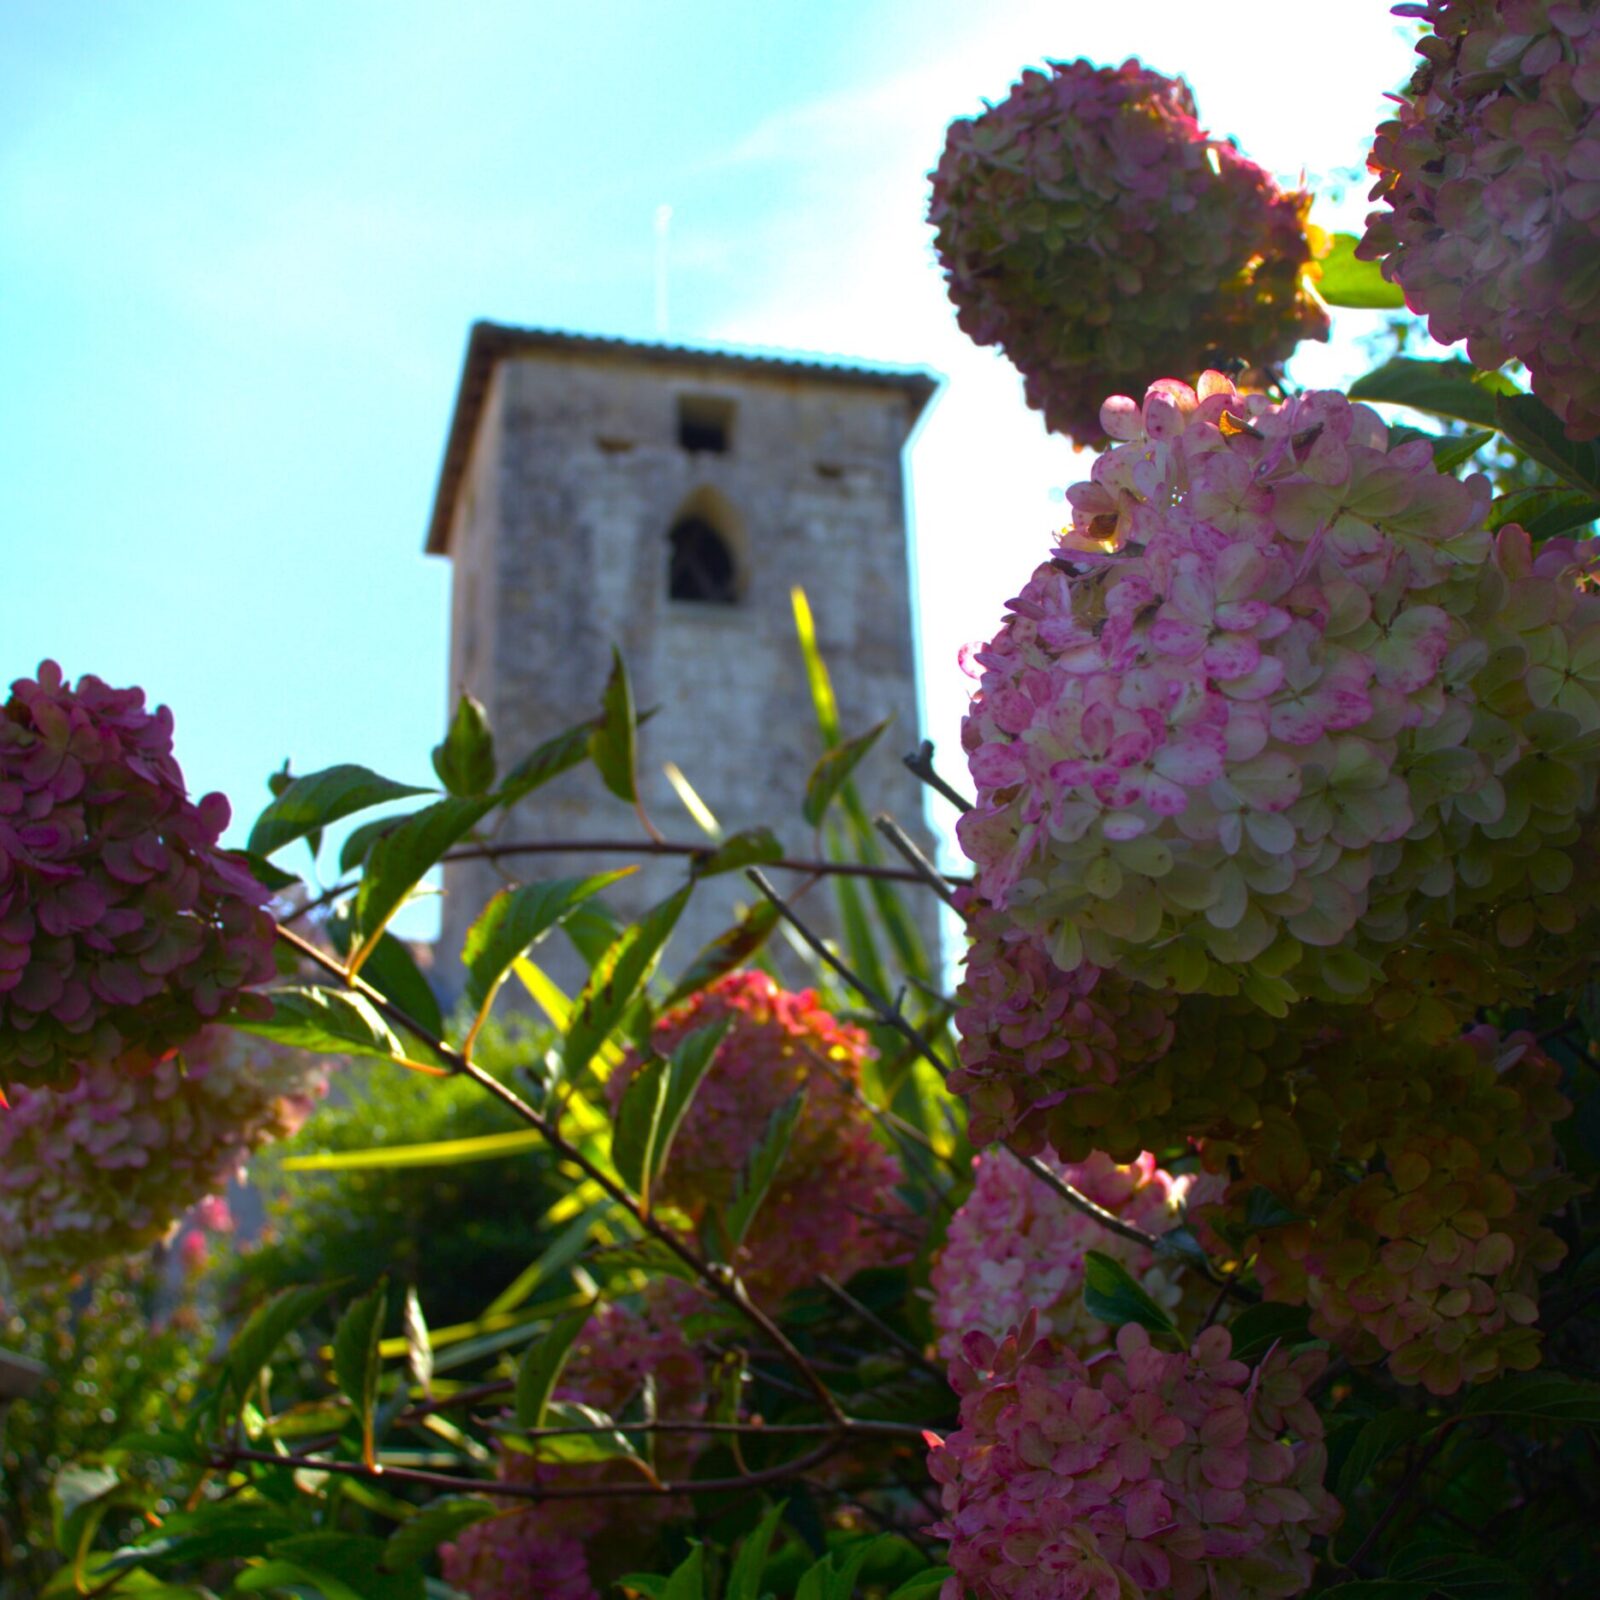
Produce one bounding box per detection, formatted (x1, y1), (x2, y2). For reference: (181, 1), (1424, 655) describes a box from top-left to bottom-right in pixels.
(2, 2), (1420, 913)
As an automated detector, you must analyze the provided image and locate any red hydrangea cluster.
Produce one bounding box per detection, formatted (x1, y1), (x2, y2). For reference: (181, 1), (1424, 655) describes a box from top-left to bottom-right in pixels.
(0, 662), (276, 1091)
(0, 1027), (326, 1282)
(957, 373), (1600, 1012)
(928, 58), (1328, 442)
(1360, 0), (1600, 438)
(1193, 1026), (1574, 1395)
(928, 1317), (1339, 1600)
(441, 1288), (707, 1600)
(613, 970), (910, 1301)
(932, 1147), (1221, 1361)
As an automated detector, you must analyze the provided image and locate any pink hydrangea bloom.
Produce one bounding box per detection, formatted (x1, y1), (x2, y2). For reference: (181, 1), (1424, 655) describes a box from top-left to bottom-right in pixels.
(932, 1147), (1222, 1362)
(0, 662), (277, 1091)
(612, 971), (910, 1300)
(0, 1027), (325, 1281)
(441, 1288), (706, 1600)
(929, 58), (1327, 442)
(958, 373), (1600, 1009)
(1361, 0), (1600, 438)
(928, 1317), (1339, 1600)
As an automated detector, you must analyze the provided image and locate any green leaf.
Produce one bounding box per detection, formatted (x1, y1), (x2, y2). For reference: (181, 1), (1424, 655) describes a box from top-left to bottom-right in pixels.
(824, 1538), (886, 1600)
(350, 795), (496, 971)
(589, 647), (639, 804)
(655, 1019), (733, 1186)
(885, 1571), (956, 1600)
(383, 1499), (496, 1572)
(691, 826), (785, 877)
(1486, 484), (1600, 538)
(432, 692), (496, 796)
(1082, 1250), (1181, 1342)
(237, 849), (300, 892)
(1317, 1585), (1434, 1599)
(612, 1053), (670, 1206)
(461, 871), (633, 1047)
(1389, 1542), (1534, 1598)
(1317, 233), (1406, 309)
(283, 1129), (544, 1172)
(1431, 428), (1497, 473)
(97, 1505), (298, 1575)
(51, 1464), (119, 1554)
(498, 716), (600, 806)
(727, 1500), (788, 1600)
(1348, 357), (1518, 430)
(1494, 392), (1600, 496)
(663, 901), (780, 1008)
(401, 1286), (432, 1395)
(233, 985), (407, 1063)
(340, 814), (405, 873)
(1242, 1186), (1305, 1230)
(564, 883), (693, 1077)
(791, 586), (841, 744)
(265, 1533), (424, 1600)
(248, 765), (431, 858)
(333, 1281), (389, 1470)
(804, 719), (891, 827)
(483, 1197), (616, 1317)
(514, 1305), (594, 1430)
(1458, 1370), (1600, 1426)
(1337, 1408), (1432, 1500)
(327, 904), (444, 1040)
(724, 1091), (805, 1253)
(663, 1544), (706, 1600)
(515, 1400), (638, 1464)
(1224, 1301), (1312, 1365)
(225, 1282), (340, 1399)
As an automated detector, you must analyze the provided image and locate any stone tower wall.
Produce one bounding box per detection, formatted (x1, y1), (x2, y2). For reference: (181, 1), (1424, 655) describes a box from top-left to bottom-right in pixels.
(434, 344), (941, 997)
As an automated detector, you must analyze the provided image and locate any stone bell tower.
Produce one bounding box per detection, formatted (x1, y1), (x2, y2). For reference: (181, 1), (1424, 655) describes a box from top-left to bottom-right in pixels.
(424, 323), (941, 988)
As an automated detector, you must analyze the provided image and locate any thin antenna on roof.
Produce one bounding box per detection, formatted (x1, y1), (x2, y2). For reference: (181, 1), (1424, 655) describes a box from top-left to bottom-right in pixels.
(654, 204), (673, 338)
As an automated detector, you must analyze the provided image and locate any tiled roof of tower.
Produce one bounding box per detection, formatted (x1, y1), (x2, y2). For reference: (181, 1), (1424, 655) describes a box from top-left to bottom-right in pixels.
(423, 321), (942, 554)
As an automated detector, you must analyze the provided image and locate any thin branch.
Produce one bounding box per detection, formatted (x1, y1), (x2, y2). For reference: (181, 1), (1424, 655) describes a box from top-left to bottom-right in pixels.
(874, 813), (962, 911)
(272, 922), (847, 1426)
(818, 1275), (947, 1383)
(280, 837), (968, 926)
(903, 741), (973, 814)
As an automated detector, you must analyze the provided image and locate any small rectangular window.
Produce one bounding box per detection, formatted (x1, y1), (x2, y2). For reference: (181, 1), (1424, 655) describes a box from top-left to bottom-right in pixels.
(677, 395), (734, 454)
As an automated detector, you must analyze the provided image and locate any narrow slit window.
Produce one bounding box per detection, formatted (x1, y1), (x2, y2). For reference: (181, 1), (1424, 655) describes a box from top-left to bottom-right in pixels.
(668, 517), (738, 603)
(677, 395), (734, 454)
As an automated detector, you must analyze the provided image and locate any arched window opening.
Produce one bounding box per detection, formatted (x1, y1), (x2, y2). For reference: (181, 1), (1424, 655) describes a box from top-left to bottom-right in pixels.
(669, 517), (739, 603)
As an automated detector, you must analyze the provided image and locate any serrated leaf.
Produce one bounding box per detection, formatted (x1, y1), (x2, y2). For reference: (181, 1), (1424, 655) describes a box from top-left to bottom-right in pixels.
(663, 901), (780, 1008)
(327, 904), (443, 1040)
(248, 765), (431, 858)
(1083, 1250), (1181, 1342)
(1458, 1370), (1600, 1425)
(1337, 1408), (1432, 1500)
(1431, 428), (1496, 473)
(1494, 392), (1600, 496)
(461, 871), (633, 1051)
(803, 719), (890, 827)
(383, 1498), (496, 1572)
(432, 692), (496, 796)
(589, 647), (638, 804)
(1317, 233), (1406, 309)
(613, 1054), (670, 1206)
(690, 827), (785, 877)
(233, 985), (406, 1063)
(514, 1305), (593, 1430)
(1486, 485), (1600, 538)
(350, 795), (496, 973)
(498, 716), (600, 806)
(226, 1282), (340, 1399)
(333, 1282), (388, 1470)
(1224, 1301), (1312, 1365)
(724, 1091), (805, 1253)
(1349, 357), (1518, 430)
(727, 1500), (788, 1600)
(564, 883), (692, 1077)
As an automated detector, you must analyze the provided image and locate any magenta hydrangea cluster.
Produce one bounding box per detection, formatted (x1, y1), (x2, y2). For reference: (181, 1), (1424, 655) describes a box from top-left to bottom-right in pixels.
(441, 1288), (707, 1600)
(957, 373), (1600, 1012)
(0, 1027), (325, 1282)
(928, 58), (1328, 442)
(928, 1316), (1339, 1600)
(613, 970), (910, 1301)
(932, 1147), (1220, 1362)
(1192, 1025), (1574, 1395)
(0, 662), (277, 1091)
(1360, 0), (1600, 438)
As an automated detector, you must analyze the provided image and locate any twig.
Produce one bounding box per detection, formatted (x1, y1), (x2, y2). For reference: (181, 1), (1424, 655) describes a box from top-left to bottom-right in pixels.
(903, 741), (973, 814)
(874, 814), (962, 911)
(818, 1275), (947, 1383)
